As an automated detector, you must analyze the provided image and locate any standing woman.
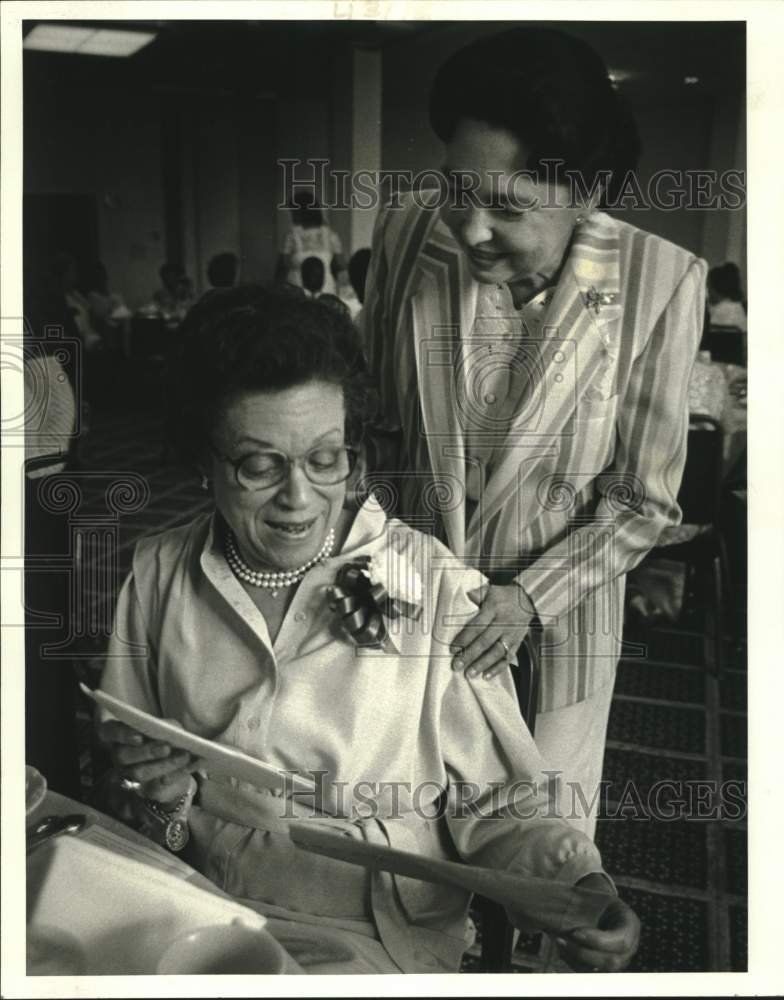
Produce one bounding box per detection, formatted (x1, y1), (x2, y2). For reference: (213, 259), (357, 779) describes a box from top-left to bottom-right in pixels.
(363, 28), (707, 838)
(277, 190), (348, 295)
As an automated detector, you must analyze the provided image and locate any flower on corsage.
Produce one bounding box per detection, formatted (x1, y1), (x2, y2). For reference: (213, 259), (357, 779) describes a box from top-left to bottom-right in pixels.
(328, 553), (423, 651)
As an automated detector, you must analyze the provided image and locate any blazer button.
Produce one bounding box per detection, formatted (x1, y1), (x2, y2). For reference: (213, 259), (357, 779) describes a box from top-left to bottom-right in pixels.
(294, 611), (307, 623)
(247, 716), (261, 731)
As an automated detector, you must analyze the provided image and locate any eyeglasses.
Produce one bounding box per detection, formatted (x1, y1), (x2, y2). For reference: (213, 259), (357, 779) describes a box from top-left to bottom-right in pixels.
(210, 443), (359, 491)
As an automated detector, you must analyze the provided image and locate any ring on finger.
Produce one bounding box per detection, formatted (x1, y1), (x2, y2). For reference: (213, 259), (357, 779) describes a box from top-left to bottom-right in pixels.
(498, 637), (516, 664)
(120, 776), (142, 792)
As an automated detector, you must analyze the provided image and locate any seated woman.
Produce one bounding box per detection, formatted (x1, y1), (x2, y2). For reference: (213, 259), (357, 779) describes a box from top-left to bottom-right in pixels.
(97, 285), (639, 974)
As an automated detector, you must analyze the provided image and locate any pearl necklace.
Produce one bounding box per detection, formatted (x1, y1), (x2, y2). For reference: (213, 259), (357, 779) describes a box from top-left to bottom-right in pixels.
(225, 527), (335, 596)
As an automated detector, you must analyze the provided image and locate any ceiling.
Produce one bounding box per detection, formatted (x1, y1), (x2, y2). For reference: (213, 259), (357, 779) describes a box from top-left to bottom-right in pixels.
(21, 19), (439, 99)
(22, 18), (744, 105)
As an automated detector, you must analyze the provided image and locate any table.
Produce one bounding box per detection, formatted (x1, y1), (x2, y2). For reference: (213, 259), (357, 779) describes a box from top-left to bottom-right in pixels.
(688, 358), (747, 475)
(26, 791), (401, 975)
(627, 362), (746, 625)
(27, 791), (305, 975)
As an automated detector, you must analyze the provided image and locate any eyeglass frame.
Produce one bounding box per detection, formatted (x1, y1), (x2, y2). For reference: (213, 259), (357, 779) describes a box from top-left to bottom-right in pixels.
(207, 440), (360, 492)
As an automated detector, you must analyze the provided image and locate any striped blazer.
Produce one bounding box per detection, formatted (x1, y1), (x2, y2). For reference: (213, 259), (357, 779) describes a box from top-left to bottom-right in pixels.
(362, 193), (707, 711)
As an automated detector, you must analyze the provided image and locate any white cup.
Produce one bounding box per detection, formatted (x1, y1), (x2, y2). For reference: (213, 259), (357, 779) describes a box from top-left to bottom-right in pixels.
(156, 920), (287, 975)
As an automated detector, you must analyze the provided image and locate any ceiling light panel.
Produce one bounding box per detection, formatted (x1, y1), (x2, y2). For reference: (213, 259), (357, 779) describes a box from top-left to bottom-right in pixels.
(23, 24), (155, 57)
(77, 29), (155, 57)
(23, 24), (93, 52)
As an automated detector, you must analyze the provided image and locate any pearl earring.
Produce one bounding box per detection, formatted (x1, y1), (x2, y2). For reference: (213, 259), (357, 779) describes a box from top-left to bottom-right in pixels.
(200, 474), (210, 491)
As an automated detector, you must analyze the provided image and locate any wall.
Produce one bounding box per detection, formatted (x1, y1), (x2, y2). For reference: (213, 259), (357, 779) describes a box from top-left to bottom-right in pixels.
(25, 68), (291, 301)
(179, 96), (279, 293)
(350, 47), (382, 253)
(700, 92), (747, 284)
(380, 23), (745, 266)
(610, 99), (715, 258)
(24, 74), (166, 309)
(180, 99), (240, 295)
(262, 41), (380, 266)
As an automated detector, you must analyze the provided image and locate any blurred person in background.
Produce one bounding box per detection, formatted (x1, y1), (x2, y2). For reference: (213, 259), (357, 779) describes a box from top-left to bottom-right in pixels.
(707, 262), (746, 331)
(153, 261), (195, 323)
(207, 251), (240, 290)
(52, 252), (103, 354)
(85, 261), (131, 355)
(276, 190), (348, 295)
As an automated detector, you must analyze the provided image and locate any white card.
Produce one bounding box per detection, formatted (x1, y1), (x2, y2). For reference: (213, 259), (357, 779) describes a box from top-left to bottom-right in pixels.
(81, 684), (315, 796)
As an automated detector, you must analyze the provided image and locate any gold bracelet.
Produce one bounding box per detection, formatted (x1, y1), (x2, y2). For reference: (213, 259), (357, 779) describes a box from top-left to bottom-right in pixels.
(143, 792), (190, 853)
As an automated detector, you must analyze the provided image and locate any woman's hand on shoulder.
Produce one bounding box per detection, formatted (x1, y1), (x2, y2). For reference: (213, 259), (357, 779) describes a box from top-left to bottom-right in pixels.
(451, 583), (534, 680)
(97, 718), (195, 805)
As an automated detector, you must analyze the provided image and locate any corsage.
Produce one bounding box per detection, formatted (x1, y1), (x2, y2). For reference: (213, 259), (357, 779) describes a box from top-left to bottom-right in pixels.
(328, 553), (422, 651)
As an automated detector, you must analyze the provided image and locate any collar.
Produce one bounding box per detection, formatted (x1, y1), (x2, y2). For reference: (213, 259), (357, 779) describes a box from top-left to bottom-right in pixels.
(417, 204), (622, 319)
(200, 495), (413, 654)
(201, 494), (391, 574)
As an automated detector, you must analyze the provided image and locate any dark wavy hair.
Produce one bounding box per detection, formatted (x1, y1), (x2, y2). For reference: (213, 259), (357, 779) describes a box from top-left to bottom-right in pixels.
(429, 28), (641, 204)
(169, 284), (370, 467)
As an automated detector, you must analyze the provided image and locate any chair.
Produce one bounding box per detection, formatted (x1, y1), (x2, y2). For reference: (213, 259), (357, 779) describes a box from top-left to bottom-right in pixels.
(130, 315), (167, 360)
(477, 637), (540, 972)
(639, 414), (731, 675)
(703, 325), (745, 365)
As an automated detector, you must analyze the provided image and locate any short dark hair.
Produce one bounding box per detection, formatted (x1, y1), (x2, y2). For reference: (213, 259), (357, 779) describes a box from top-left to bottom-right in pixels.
(207, 252), (239, 289)
(429, 28), (641, 203)
(169, 284), (370, 467)
(289, 189), (324, 227)
(300, 256), (325, 294)
(317, 294), (352, 320)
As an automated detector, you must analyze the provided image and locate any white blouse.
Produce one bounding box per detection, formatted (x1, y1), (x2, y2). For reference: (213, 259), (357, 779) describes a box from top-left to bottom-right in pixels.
(100, 496), (610, 972)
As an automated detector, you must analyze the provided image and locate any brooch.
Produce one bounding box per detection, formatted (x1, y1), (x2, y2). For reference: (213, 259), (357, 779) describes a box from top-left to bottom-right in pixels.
(584, 286), (619, 316)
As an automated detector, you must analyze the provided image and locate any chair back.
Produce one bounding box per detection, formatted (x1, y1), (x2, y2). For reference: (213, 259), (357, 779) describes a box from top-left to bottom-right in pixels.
(130, 316), (166, 359)
(703, 325), (744, 365)
(678, 414), (725, 527)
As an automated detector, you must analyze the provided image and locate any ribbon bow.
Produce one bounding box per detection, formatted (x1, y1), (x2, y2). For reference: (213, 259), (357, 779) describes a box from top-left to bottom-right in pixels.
(328, 555), (422, 651)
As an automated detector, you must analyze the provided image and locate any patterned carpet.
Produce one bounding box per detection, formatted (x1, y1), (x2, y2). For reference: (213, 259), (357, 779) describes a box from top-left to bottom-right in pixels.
(68, 386), (747, 974)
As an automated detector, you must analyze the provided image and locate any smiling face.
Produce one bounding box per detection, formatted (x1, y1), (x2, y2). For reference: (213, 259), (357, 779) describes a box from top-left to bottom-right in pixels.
(208, 381), (348, 572)
(440, 118), (585, 289)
